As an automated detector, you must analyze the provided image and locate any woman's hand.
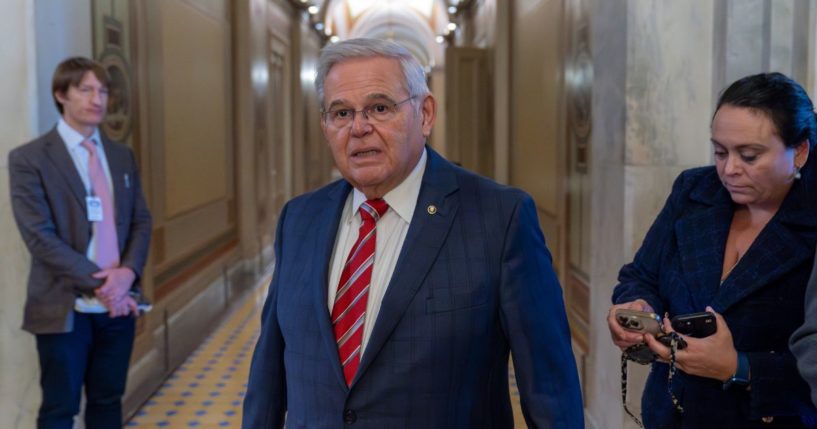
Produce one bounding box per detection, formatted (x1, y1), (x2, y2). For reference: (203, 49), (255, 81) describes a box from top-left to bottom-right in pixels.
(607, 299), (655, 350)
(644, 306), (738, 381)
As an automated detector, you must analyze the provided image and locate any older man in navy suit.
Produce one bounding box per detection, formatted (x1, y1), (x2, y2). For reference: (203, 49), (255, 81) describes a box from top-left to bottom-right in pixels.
(242, 38), (583, 428)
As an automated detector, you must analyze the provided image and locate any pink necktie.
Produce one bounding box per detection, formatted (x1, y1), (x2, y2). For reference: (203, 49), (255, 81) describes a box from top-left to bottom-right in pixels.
(81, 139), (120, 269)
(331, 199), (389, 385)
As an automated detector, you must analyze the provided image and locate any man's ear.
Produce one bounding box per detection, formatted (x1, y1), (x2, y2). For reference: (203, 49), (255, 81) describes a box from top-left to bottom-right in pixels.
(54, 90), (67, 105)
(420, 94), (436, 137)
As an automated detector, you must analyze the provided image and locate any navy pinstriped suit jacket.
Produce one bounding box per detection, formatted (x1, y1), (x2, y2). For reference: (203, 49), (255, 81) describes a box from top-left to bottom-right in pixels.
(243, 148), (583, 428)
(613, 163), (817, 428)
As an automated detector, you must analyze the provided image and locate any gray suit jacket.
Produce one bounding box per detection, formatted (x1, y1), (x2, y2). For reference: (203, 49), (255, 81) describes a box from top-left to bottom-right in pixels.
(791, 251), (817, 408)
(9, 126), (152, 334)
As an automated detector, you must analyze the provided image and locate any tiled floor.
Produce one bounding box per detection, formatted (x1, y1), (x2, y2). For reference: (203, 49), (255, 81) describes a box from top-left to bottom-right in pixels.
(129, 278), (525, 428)
(127, 281), (269, 428)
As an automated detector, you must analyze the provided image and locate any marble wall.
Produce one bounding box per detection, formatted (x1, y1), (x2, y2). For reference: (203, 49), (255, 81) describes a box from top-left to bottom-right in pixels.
(1, 2), (41, 428)
(33, 0), (93, 134)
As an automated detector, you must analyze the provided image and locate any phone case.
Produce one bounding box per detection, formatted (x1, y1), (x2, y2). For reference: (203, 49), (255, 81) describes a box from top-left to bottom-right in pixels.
(616, 309), (663, 335)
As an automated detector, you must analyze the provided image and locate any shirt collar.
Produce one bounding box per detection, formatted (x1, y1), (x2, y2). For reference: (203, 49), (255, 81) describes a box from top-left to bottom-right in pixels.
(57, 118), (101, 150)
(351, 147), (427, 224)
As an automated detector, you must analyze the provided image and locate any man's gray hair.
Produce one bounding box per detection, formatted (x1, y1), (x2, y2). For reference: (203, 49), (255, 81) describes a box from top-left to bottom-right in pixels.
(315, 38), (430, 107)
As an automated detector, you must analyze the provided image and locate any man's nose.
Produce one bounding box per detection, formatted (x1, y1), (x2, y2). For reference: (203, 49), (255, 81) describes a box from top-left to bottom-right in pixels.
(91, 89), (105, 105)
(350, 110), (373, 137)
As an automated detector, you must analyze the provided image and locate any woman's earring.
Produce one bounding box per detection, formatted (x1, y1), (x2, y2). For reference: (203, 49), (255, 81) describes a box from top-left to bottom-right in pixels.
(795, 166), (802, 180)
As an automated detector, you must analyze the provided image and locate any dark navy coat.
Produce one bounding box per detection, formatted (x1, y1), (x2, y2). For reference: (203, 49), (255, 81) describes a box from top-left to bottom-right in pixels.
(613, 161), (817, 428)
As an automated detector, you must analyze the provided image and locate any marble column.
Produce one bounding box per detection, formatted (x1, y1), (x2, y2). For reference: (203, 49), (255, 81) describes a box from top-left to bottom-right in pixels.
(586, 0), (629, 426)
(0, 2), (41, 428)
(1, 1), (93, 427)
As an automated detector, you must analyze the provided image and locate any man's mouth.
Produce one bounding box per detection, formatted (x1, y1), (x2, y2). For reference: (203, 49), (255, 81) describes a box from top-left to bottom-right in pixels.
(353, 149), (381, 158)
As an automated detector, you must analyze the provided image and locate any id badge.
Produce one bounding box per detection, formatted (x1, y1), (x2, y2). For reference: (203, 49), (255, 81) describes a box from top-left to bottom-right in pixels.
(86, 196), (103, 222)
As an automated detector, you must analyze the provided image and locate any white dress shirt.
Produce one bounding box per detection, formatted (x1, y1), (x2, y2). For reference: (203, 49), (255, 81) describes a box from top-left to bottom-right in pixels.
(58, 119), (114, 313)
(328, 148), (427, 357)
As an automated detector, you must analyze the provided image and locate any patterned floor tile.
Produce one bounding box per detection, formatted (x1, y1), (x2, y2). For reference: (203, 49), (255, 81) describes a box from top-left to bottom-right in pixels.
(127, 277), (267, 428)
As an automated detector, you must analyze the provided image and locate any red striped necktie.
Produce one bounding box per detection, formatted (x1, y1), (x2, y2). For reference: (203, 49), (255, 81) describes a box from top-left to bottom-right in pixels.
(332, 198), (389, 386)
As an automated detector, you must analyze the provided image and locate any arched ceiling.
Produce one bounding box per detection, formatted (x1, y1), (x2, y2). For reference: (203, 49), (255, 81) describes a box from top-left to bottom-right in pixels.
(320, 0), (450, 69)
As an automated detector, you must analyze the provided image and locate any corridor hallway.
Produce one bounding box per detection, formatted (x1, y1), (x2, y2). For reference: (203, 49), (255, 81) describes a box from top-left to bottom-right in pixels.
(125, 276), (527, 428)
(3, 1), (817, 429)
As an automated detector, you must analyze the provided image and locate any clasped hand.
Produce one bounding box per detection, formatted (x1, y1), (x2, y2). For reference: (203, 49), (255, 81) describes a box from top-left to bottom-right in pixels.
(608, 301), (738, 381)
(93, 267), (138, 318)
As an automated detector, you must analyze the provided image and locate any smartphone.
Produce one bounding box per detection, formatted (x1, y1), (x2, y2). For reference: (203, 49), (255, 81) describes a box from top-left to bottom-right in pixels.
(616, 309), (663, 335)
(671, 312), (716, 338)
(128, 290), (153, 314)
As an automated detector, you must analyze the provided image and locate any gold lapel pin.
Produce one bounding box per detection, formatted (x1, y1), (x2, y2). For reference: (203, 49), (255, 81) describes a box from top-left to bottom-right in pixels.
(427, 205), (437, 215)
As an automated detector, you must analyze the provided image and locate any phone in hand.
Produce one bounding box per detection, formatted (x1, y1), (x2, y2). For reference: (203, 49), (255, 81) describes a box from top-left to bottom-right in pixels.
(671, 311), (716, 337)
(616, 309), (663, 336)
(128, 290), (153, 314)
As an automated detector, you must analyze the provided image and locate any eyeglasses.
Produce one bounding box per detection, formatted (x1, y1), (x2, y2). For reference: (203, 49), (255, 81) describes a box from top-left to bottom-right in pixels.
(321, 95), (417, 129)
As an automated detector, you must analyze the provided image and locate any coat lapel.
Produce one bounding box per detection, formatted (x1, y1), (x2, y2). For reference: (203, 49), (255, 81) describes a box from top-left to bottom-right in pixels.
(674, 185), (733, 310)
(43, 128), (86, 210)
(714, 164), (817, 312)
(714, 221), (812, 311)
(353, 149), (460, 385)
(309, 180), (353, 390)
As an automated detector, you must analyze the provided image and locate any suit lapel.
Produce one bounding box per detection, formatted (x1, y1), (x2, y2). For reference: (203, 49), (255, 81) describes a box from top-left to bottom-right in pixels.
(100, 138), (126, 226)
(353, 149), (460, 385)
(43, 128), (86, 210)
(309, 181), (353, 390)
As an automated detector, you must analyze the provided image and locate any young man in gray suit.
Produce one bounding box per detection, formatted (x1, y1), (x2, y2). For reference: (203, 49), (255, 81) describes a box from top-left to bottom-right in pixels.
(8, 57), (151, 428)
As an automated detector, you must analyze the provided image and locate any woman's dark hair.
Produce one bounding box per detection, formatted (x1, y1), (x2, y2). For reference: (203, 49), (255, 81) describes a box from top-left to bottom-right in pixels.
(715, 72), (817, 149)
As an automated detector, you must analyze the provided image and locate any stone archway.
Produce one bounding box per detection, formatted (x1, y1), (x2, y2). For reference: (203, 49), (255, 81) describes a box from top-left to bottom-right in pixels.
(321, 0), (449, 69)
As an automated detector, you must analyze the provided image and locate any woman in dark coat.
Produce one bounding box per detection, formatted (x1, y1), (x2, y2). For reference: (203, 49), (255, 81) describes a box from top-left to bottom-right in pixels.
(608, 72), (817, 428)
